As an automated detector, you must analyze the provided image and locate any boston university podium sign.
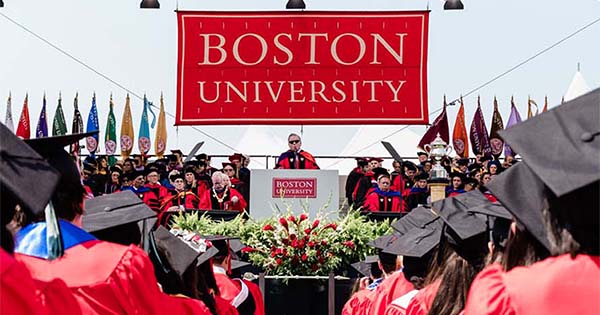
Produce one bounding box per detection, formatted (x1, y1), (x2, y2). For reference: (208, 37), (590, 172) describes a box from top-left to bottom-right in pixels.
(176, 11), (430, 125)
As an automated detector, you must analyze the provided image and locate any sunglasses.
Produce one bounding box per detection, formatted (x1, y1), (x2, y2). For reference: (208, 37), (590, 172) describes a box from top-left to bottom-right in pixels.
(224, 168), (235, 172)
(288, 140), (300, 144)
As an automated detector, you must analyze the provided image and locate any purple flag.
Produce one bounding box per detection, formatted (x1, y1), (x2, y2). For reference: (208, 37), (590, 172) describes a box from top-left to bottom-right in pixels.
(489, 96), (505, 159)
(418, 96), (449, 150)
(504, 96), (523, 157)
(469, 96), (492, 157)
(35, 94), (49, 138)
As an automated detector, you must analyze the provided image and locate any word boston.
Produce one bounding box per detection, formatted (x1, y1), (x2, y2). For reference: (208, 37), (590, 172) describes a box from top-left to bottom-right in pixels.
(176, 11), (430, 125)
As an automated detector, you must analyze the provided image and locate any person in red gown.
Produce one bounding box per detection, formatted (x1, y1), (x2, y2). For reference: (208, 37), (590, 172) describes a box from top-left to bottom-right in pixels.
(275, 133), (319, 169)
(199, 172), (247, 211)
(144, 167), (170, 208)
(14, 133), (212, 315)
(211, 238), (265, 315)
(363, 174), (404, 212)
(159, 173), (201, 226)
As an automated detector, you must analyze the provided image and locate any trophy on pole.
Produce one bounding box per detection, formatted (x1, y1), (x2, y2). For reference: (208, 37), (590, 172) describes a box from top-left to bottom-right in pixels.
(423, 134), (452, 202)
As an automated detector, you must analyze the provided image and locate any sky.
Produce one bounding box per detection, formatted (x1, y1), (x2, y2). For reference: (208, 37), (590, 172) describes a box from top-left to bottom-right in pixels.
(1, 0), (599, 172)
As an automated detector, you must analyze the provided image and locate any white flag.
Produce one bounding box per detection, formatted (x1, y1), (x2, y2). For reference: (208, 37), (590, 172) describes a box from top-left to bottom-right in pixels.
(5, 92), (14, 132)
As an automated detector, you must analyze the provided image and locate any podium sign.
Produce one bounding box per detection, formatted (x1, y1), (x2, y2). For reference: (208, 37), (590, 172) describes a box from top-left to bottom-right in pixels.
(250, 169), (339, 220)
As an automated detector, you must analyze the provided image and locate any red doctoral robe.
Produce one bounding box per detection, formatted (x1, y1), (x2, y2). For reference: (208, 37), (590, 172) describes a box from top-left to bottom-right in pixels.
(275, 150), (319, 169)
(463, 254), (600, 315)
(363, 190), (404, 212)
(199, 188), (247, 211)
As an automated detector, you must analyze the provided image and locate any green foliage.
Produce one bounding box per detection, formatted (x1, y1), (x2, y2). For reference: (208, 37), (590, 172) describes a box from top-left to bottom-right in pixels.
(169, 209), (394, 276)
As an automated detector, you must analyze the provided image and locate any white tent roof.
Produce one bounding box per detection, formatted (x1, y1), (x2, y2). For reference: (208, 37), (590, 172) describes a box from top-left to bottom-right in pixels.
(564, 70), (590, 102)
(320, 126), (422, 174)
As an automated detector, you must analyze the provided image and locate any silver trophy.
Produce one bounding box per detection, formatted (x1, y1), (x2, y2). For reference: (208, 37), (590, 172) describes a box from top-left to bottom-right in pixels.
(423, 134), (453, 180)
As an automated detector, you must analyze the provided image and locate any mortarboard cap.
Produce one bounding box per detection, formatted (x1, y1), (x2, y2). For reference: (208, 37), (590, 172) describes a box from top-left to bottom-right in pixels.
(457, 158), (469, 166)
(0, 123), (60, 217)
(486, 161), (552, 250)
(499, 88), (600, 197)
(196, 153), (208, 161)
(467, 202), (512, 220)
(479, 155), (493, 162)
(369, 157), (384, 163)
(391, 206), (439, 235)
(167, 154), (178, 162)
(230, 259), (251, 270)
(169, 172), (185, 182)
(229, 239), (246, 254)
(449, 171), (466, 180)
(152, 226), (218, 277)
(170, 149), (183, 156)
(222, 162), (235, 169)
(228, 153), (243, 163)
(109, 166), (123, 174)
(25, 131), (98, 190)
(403, 161), (418, 171)
(383, 225), (442, 257)
(350, 255), (379, 277)
(83, 190), (157, 233)
(371, 167), (389, 180)
(367, 233), (401, 250)
(414, 172), (429, 181)
(417, 151), (428, 157)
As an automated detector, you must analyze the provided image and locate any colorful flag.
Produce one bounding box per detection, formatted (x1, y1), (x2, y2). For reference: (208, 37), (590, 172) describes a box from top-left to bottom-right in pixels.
(527, 96), (538, 119)
(469, 96), (492, 157)
(138, 95), (152, 155)
(489, 96), (505, 159)
(16, 94), (31, 139)
(35, 93), (49, 138)
(418, 96), (449, 150)
(120, 94), (135, 159)
(5, 92), (14, 132)
(542, 95), (548, 113)
(452, 96), (469, 158)
(504, 96), (523, 157)
(86, 93), (100, 156)
(154, 93), (167, 158)
(71, 93), (84, 155)
(52, 92), (68, 136)
(105, 94), (117, 166)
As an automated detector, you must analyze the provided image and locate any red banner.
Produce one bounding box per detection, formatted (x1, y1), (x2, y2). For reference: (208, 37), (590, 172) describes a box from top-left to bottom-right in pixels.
(176, 11), (429, 125)
(272, 178), (317, 198)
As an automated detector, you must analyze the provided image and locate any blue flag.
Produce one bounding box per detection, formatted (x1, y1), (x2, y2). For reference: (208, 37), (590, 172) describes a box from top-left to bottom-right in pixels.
(35, 94), (49, 138)
(86, 93), (100, 155)
(138, 95), (156, 155)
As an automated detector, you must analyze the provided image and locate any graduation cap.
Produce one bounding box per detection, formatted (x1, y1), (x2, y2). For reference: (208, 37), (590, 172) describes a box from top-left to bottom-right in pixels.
(169, 172), (185, 182)
(391, 206), (439, 235)
(228, 153), (243, 163)
(457, 158), (469, 166)
(369, 157), (384, 163)
(167, 154), (178, 163)
(0, 123), (60, 218)
(170, 149), (183, 156)
(383, 225), (442, 258)
(499, 88), (600, 198)
(467, 202), (512, 220)
(350, 255), (379, 277)
(417, 151), (428, 157)
(222, 162), (235, 169)
(449, 171), (466, 181)
(403, 161), (418, 171)
(368, 233), (401, 250)
(486, 162), (552, 250)
(230, 259), (251, 270)
(355, 157), (369, 167)
(83, 190), (157, 233)
(151, 226), (218, 277)
(371, 167), (389, 180)
(414, 172), (429, 181)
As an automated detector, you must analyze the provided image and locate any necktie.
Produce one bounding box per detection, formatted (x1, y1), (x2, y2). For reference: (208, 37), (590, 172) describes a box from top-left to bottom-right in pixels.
(294, 152), (300, 169)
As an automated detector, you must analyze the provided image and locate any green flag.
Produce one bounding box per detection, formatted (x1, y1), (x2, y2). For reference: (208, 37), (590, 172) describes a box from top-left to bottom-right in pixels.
(52, 92), (68, 136)
(105, 94), (117, 166)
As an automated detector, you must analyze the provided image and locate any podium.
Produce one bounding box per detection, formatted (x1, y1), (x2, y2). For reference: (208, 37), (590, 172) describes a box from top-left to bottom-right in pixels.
(249, 169), (339, 220)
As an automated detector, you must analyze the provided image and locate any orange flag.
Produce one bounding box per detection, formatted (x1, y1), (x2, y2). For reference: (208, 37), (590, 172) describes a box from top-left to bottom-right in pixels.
(542, 95), (548, 112)
(120, 94), (135, 159)
(16, 94), (31, 139)
(527, 96), (538, 119)
(452, 96), (469, 158)
(154, 93), (167, 158)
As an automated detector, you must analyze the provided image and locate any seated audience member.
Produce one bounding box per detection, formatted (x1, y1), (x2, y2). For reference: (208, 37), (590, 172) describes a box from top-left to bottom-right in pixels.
(199, 172), (247, 211)
(405, 173), (430, 212)
(445, 172), (466, 197)
(363, 174), (404, 212)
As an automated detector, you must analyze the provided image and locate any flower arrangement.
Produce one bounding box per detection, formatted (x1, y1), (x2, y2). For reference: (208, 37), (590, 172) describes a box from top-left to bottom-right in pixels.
(171, 209), (393, 276)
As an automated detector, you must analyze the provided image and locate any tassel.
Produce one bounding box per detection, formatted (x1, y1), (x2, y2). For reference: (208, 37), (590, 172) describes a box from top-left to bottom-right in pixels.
(45, 202), (64, 260)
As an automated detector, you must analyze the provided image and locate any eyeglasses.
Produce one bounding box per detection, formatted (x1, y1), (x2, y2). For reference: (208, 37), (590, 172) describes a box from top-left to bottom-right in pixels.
(174, 179), (184, 183)
(288, 140), (300, 144)
(224, 168), (234, 172)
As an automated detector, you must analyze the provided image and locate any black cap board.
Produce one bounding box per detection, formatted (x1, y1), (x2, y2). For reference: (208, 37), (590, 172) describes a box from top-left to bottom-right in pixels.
(367, 233), (401, 250)
(468, 202), (512, 220)
(391, 206), (439, 235)
(230, 259), (251, 270)
(82, 190), (157, 232)
(0, 123), (59, 216)
(486, 161), (552, 251)
(499, 88), (599, 197)
(25, 131), (99, 190)
(350, 255), (379, 277)
(431, 191), (493, 241)
(383, 225), (442, 257)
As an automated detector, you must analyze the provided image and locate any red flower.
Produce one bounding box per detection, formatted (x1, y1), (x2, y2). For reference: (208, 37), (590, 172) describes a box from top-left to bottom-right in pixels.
(320, 240), (328, 246)
(241, 246), (257, 253)
(271, 251), (277, 258)
(262, 224), (274, 231)
(288, 215), (297, 223)
(291, 255), (299, 265)
(318, 256), (325, 264)
(276, 258), (283, 265)
(301, 254), (308, 261)
(308, 241), (316, 248)
(279, 217), (289, 229)
(299, 213), (308, 222)
(316, 249), (321, 256)
(289, 234), (297, 241)
(323, 223), (337, 231)
(304, 228), (312, 234)
(311, 264), (318, 271)
(312, 220), (320, 229)
(342, 241), (355, 249)
(291, 239), (299, 248)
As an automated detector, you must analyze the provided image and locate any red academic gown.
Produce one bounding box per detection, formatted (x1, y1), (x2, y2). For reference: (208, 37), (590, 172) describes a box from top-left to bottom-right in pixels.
(199, 188), (247, 211)
(275, 150), (319, 169)
(1, 248), (82, 315)
(384, 289), (419, 315)
(463, 254), (600, 315)
(363, 190), (404, 212)
(368, 272), (414, 315)
(145, 183), (170, 205)
(214, 269), (264, 315)
(404, 280), (441, 315)
(342, 288), (372, 315)
(15, 222), (210, 315)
